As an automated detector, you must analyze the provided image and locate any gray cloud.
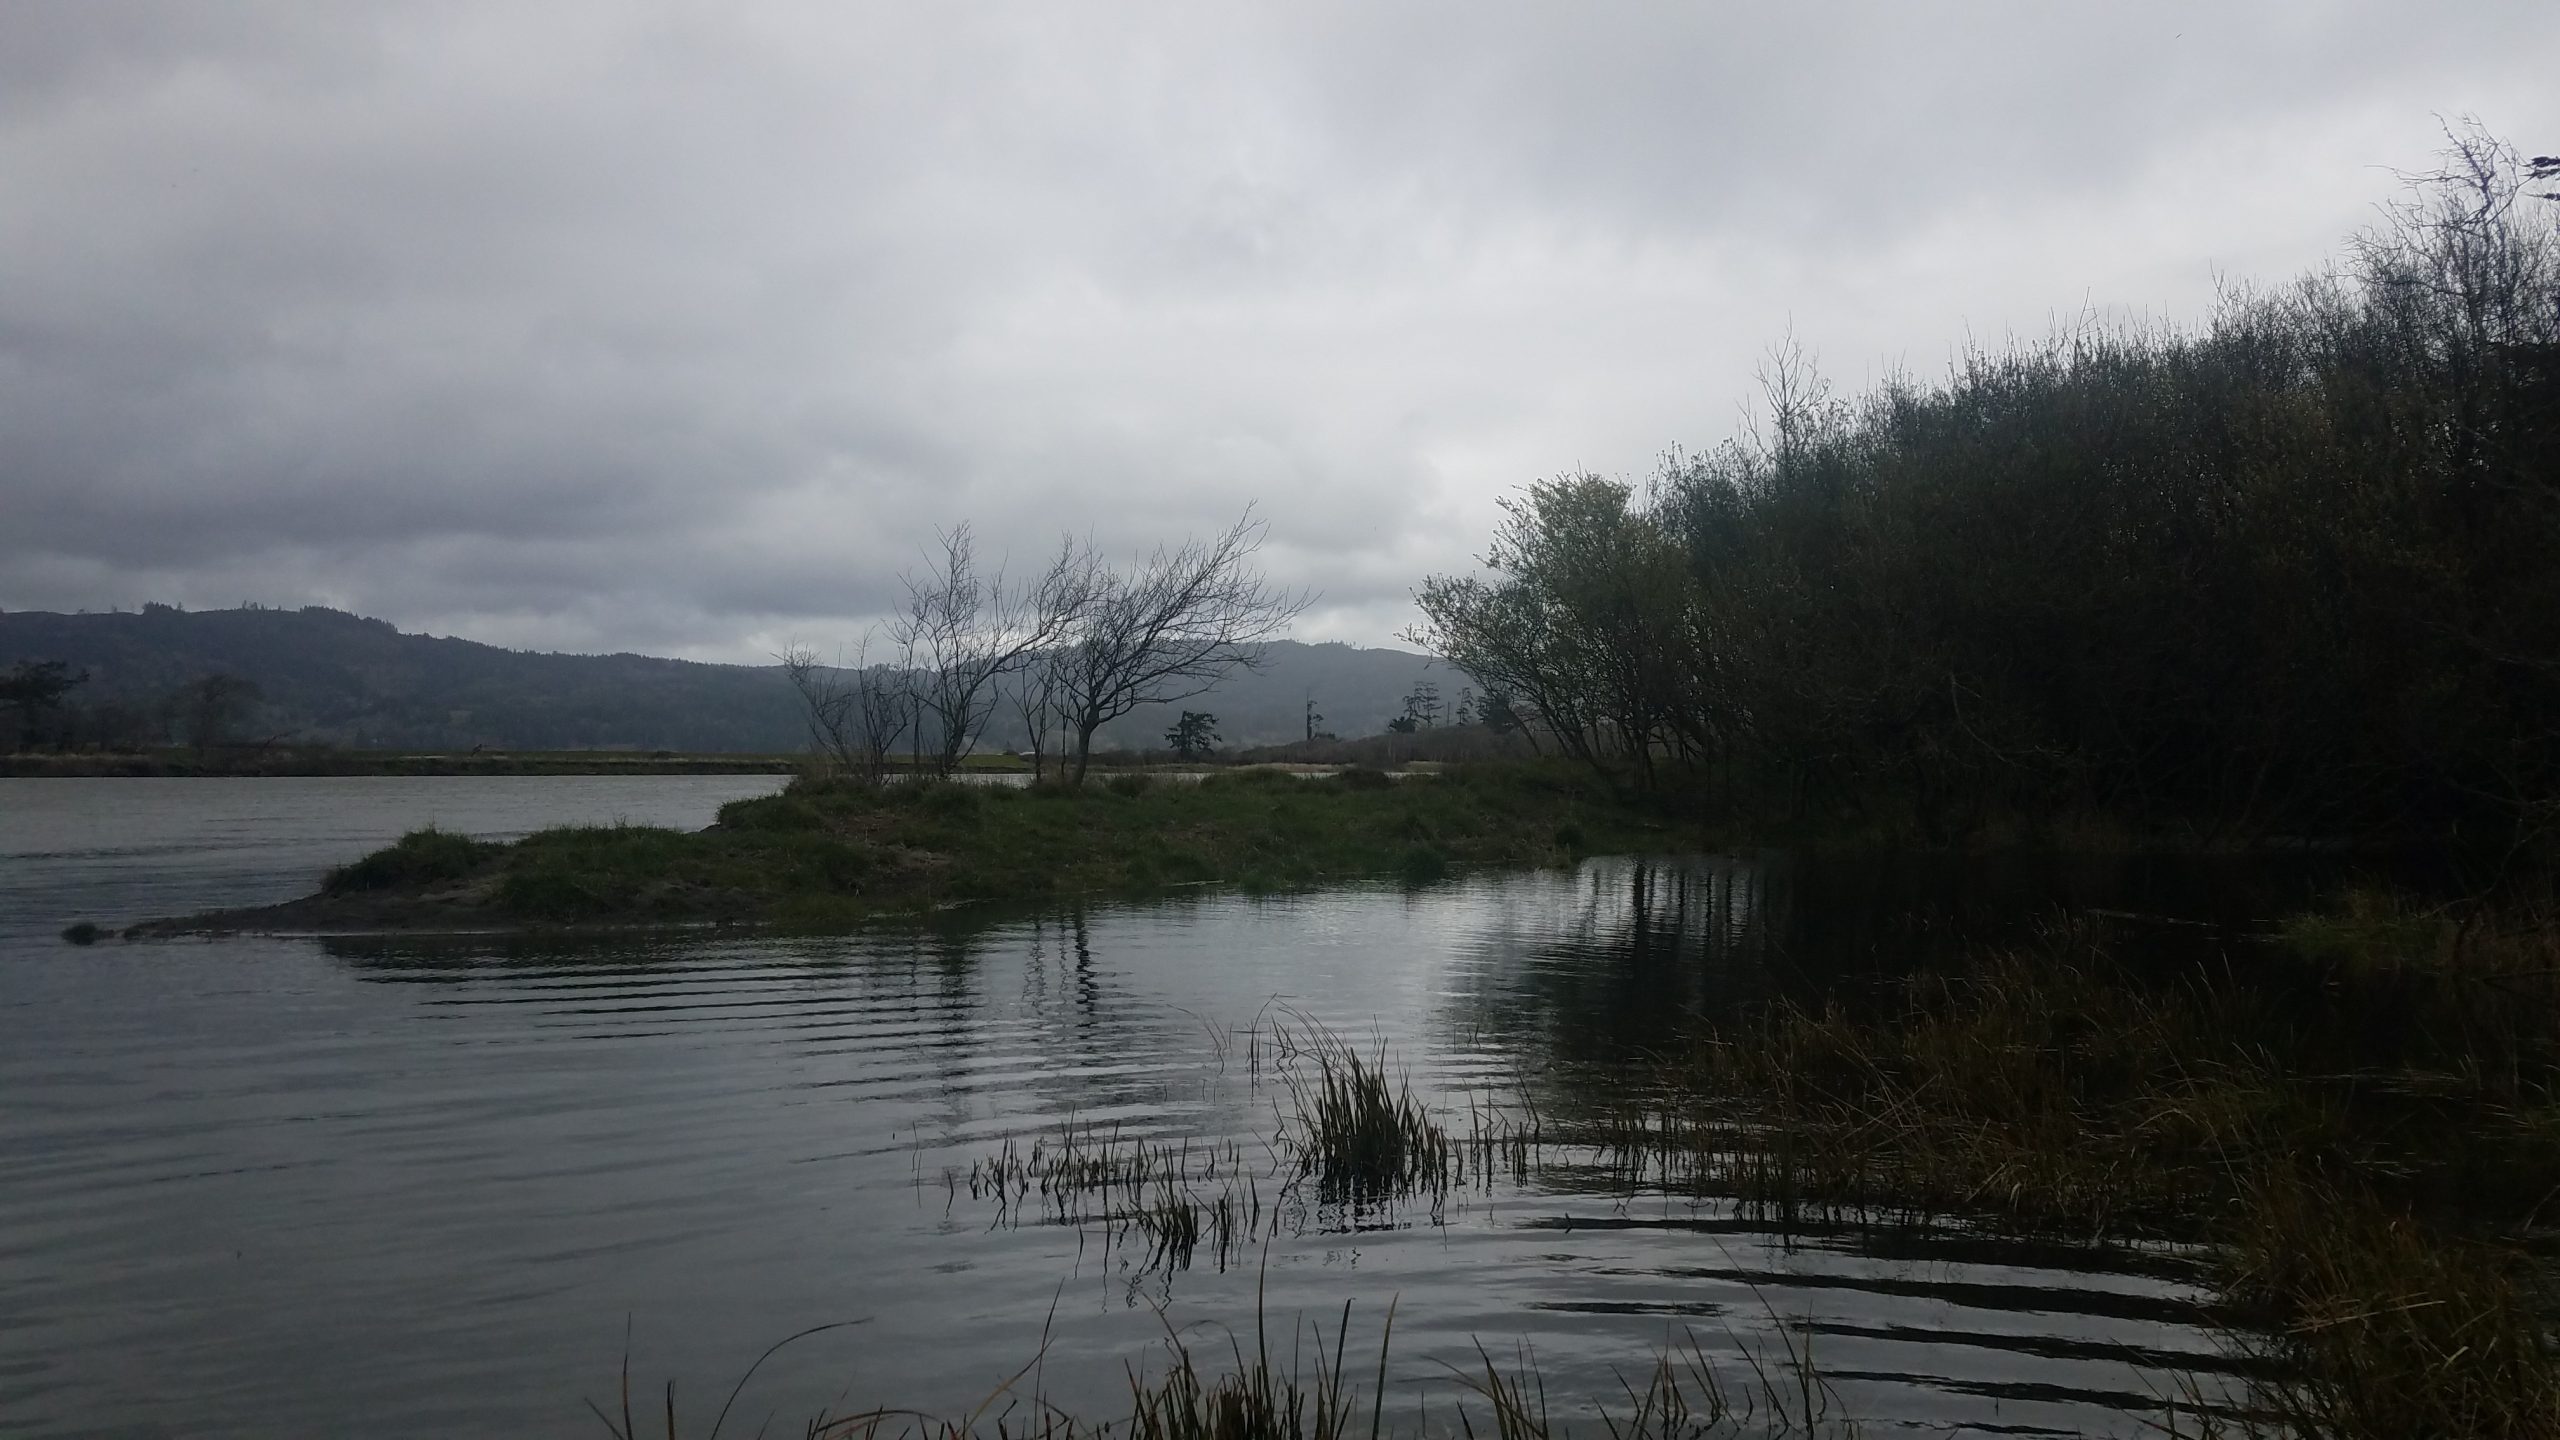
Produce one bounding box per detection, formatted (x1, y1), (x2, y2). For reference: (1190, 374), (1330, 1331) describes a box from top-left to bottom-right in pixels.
(3, 2), (2552, 659)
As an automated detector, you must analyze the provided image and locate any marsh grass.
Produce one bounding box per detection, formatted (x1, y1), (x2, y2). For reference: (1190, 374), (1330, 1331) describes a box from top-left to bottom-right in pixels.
(596, 1298), (1852, 1440)
(953, 1033), (1475, 1271)
(963, 1125), (1268, 1273)
(2168, 1171), (2560, 1439)
(582, 883), (2560, 1437)
(1263, 1024), (1456, 1207)
(1583, 898), (2560, 1440)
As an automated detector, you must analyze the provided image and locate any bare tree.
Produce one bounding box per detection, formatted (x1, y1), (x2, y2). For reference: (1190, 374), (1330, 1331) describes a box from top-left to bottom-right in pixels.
(892, 525), (1088, 778)
(1052, 509), (1312, 785)
(1006, 649), (1067, 782)
(782, 637), (911, 784)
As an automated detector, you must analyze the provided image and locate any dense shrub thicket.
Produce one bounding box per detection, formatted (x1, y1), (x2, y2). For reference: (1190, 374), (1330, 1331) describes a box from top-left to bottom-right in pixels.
(1418, 133), (2560, 840)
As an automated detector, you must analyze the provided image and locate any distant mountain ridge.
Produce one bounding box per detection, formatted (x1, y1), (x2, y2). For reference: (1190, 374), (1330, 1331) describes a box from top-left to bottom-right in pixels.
(0, 604), (1444, 753)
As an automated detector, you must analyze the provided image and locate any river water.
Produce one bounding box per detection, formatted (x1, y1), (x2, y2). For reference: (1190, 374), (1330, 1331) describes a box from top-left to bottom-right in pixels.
(0, 777), (2276, 1438)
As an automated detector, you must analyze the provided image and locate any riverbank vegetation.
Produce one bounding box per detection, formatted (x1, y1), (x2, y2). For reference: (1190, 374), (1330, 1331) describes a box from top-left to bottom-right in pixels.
(1418, 129), (2560, 853)
(1357, 131), (2560, 1437)
(650, 892), (2560, 1439)
(138, 763), (1674, 935)
(1613, 890), (2560, 1438)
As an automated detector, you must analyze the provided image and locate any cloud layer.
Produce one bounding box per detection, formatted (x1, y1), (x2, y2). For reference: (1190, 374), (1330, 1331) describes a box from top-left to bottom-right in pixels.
(4, 2), (2551, 659)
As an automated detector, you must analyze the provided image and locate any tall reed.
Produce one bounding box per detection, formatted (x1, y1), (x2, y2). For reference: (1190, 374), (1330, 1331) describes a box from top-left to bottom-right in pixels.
(1273, 1027), (1454, 1205)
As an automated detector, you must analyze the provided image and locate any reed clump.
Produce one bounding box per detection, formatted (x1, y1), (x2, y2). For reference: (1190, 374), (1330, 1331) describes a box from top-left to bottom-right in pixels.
(1273, 1029), (1455, 1206)
(2172, 1170), (2560, 1440)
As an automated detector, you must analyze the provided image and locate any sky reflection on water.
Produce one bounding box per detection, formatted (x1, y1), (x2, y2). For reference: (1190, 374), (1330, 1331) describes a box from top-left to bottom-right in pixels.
(0, 777), (2286, 1438)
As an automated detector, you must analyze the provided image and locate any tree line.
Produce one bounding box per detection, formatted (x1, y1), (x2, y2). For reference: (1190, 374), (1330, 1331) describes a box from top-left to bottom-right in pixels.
(785, 511), (1309, 784)
(1, 661), (266, 755)
(1417, 127), (2560, 842)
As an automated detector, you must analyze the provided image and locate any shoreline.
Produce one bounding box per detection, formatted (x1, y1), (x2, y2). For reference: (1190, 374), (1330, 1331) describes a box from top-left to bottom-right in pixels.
(97, 762), (1678, 941)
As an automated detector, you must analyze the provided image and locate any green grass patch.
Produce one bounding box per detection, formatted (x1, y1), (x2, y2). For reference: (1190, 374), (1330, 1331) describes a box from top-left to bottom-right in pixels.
(319, 761), (1685, 929)
(324, 827), (502, 893)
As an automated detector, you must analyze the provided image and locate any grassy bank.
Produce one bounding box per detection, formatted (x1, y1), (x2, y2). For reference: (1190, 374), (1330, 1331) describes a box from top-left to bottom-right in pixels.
(139, 762), (1680, 934)
(1604, 891), (2560, 1437)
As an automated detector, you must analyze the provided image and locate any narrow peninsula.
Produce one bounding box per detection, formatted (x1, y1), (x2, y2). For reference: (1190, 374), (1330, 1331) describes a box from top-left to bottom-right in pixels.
(124, 764), (1678, 937)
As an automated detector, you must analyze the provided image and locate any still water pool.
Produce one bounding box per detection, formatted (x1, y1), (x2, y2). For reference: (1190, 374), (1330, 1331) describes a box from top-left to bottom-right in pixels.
(0, 777), (2264, 1437)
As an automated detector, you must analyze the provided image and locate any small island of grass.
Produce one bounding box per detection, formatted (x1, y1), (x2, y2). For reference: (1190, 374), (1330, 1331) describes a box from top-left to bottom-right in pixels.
(129, 763), (1683, 936)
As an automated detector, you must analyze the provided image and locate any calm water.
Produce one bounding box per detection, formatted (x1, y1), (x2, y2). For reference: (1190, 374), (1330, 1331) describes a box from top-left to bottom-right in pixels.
(0, 777), (2271, 1438)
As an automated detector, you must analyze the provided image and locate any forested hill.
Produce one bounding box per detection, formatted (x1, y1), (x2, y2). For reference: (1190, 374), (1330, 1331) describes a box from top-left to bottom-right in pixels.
(0, 605), (1441, 753)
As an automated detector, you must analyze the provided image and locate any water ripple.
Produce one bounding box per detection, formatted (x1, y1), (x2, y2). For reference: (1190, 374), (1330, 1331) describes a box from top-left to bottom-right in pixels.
(0, 778), (2264, 1439)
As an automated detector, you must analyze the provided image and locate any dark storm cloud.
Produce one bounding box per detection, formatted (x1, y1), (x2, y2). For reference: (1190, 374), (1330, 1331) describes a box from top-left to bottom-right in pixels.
(2, 2), (2551, 658)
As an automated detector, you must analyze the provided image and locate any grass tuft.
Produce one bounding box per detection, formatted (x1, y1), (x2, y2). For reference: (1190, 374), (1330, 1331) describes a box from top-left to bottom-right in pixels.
(1275, 1026), (1454, 1205)
(324, 826), (501, 893)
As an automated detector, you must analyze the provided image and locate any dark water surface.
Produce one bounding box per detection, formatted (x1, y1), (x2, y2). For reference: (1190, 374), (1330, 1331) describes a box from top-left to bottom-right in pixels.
(0, 778), (2292, 1438)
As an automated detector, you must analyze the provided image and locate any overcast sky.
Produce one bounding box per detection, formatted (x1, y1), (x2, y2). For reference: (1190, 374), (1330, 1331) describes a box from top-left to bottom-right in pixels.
(3, 3), (2550, 662)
